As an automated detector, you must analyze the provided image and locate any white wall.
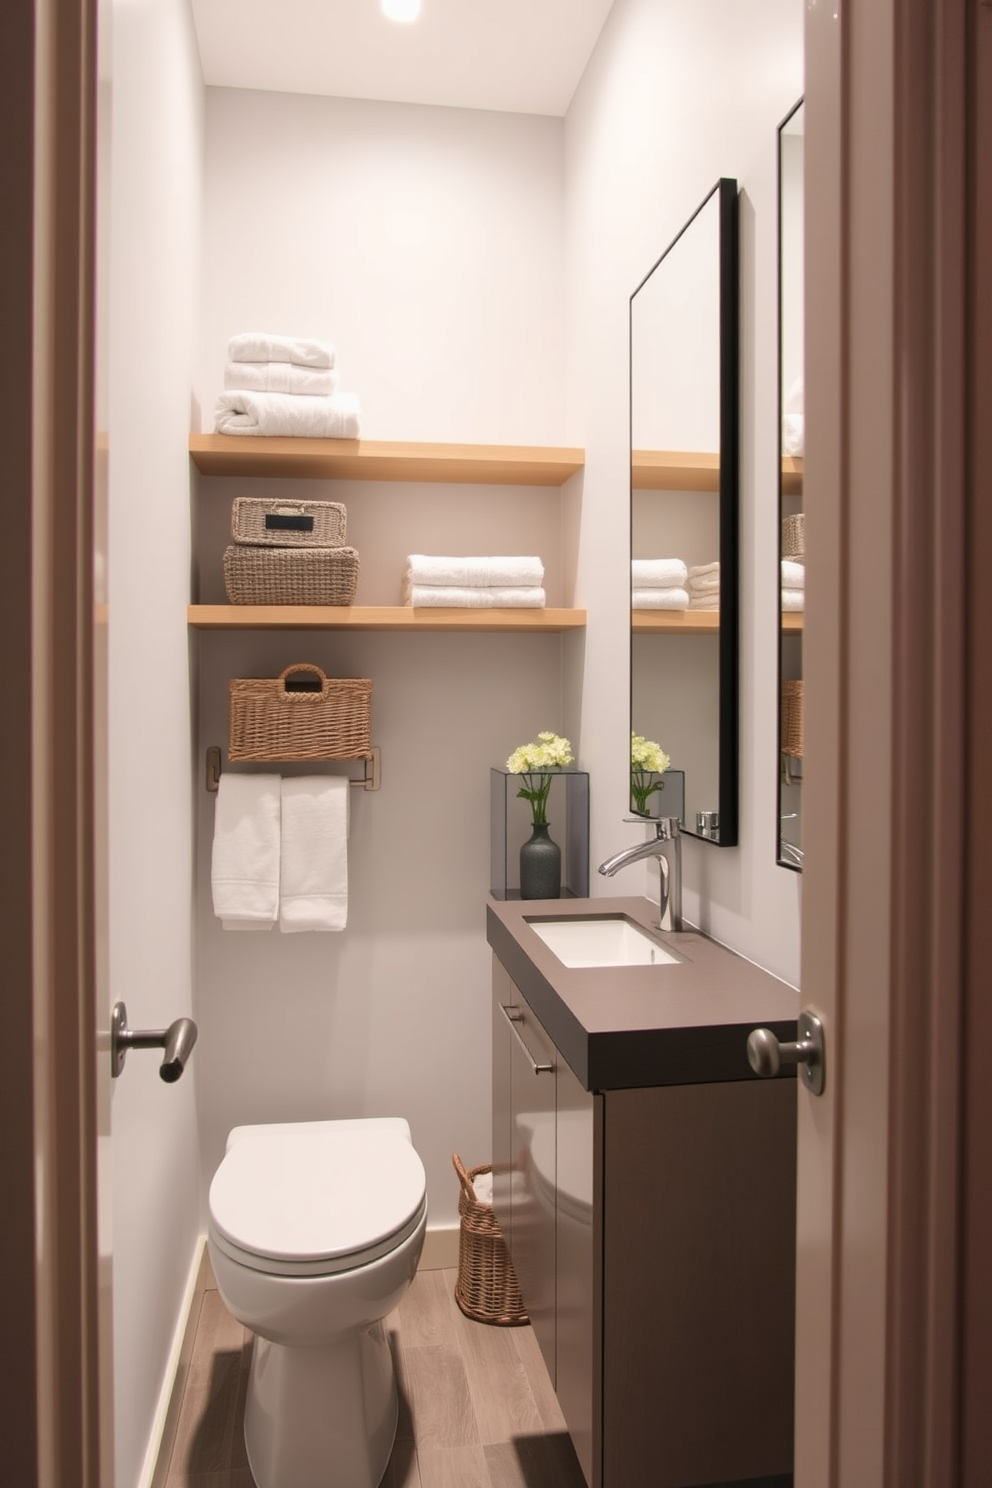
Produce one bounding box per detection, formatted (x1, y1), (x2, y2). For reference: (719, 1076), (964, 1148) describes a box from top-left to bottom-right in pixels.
(107, 1), (203, 1483)
(195, 91), (568, 1229)
(566, 0), (805, 986)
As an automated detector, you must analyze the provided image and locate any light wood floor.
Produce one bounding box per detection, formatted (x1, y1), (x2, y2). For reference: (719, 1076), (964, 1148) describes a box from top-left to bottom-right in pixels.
(160, 1266), (587, 1488)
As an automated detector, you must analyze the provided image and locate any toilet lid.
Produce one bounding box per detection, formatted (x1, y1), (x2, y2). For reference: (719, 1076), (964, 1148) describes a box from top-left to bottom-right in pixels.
(208, 1125), (427, 1266)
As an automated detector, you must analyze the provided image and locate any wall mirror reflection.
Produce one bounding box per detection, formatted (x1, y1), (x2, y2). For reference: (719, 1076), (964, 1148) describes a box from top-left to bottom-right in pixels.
(630, 177), (739, 845)
(778, 100), (804, 870)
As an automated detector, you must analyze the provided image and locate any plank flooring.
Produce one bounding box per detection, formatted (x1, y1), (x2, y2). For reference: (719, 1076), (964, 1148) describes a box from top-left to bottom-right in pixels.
(160, 1266), (587, 1488)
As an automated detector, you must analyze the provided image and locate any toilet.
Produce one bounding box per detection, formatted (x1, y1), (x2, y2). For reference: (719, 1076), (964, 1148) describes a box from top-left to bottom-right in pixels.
(207, 1117), (427, 1488)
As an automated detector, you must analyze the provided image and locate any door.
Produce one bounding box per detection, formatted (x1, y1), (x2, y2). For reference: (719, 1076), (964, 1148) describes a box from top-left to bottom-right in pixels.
(797, 2), (992, 1482)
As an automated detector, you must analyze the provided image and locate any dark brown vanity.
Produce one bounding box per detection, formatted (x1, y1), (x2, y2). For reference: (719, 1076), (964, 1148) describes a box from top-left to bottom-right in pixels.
(488, 896), (798, 1488)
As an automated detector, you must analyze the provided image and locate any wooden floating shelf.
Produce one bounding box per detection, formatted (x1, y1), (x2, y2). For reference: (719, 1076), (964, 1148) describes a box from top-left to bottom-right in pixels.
(189, 434), (584, 486)
(188, 605), (586, 633)
(633, 610), (804, 633)
(632, 611), (720, 633)
(631, 450), (720, 492)
(782, 456), (804, 496)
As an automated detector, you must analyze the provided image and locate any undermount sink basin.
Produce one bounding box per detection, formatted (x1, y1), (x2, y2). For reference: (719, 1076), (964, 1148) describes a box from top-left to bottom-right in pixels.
(526, 915), (679, 969)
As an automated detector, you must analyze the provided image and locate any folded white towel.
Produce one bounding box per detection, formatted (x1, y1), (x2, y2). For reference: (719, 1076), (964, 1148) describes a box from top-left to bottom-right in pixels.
(782, 589), (805, 612)
(631, 558), (688, 589)
(687, 575), (721, 595)
(688, 562), (720, 580)
(404, 555), (544, 589)
(279, 776), (349, 933)
(223, 361), (339, 397)
(783, 413), (805, 457)
(781, 559), (806, 589)
(688, 595), (720, 611)
(472, 1171), (494, 1205)
(211, 773), (281, 929)
(214, 390), (361, 439)
(404, 585), (546, 609)
(228, 331), (335, 369)
(632, 587), (690, 610)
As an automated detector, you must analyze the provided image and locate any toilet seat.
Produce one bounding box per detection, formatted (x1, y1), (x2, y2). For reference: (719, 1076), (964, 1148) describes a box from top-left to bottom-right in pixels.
(208, 1121), (427, 1278)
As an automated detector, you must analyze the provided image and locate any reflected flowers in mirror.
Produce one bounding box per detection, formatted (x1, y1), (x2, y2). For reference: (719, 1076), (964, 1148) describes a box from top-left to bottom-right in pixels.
(631, 732), (671, 815)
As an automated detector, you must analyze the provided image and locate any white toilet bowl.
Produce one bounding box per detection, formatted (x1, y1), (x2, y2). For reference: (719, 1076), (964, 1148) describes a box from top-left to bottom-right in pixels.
(207, 1117), (427, 1488)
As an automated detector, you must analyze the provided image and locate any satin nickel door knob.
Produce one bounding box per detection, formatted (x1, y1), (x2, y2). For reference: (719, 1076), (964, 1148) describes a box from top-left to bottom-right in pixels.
(111, 1001), (198, 1082)
(747, 1009), (825, 1096)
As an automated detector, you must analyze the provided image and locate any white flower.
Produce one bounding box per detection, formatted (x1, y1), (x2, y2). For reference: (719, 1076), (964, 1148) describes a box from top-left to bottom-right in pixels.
(631, 732), (670, 774)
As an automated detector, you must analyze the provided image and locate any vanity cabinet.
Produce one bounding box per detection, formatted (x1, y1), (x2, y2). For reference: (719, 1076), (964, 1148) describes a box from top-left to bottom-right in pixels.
(489, 904), (798, 1488)
(492, 961), (595, 1483)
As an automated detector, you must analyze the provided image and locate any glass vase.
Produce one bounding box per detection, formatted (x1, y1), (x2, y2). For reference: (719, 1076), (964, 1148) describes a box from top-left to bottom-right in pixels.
(519, 821), (562, 900)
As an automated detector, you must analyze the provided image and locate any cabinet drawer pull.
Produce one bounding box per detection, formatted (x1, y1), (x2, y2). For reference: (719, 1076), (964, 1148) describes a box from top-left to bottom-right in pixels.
(500, 1003), (554, 1074)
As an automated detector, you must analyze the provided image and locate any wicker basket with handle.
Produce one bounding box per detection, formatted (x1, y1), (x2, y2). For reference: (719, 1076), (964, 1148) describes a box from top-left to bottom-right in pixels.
(228, 664), (373, 762)
(223, 545), (360, 606)
(781, 679), (805, 758)
(231, 496), (347, 548)
(452, 1154), (528, 1327)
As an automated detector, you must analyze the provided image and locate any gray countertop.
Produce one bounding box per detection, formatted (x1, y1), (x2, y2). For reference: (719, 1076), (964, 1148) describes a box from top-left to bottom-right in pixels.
(486, 895), (800, 1091)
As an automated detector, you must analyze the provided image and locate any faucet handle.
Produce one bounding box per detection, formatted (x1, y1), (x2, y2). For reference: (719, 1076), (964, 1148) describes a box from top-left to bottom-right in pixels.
(623, 815), (680, 839)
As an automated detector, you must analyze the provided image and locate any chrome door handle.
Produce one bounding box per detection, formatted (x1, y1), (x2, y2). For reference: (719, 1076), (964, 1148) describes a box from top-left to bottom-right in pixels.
(500, 1003), (554, 1075)
(111, 1001), (198, 1082)
(747, 1009), (825, 1096)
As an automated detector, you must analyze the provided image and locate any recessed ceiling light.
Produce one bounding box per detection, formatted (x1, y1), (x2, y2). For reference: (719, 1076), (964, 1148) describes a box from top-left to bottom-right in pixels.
(382, 0), (421, 21)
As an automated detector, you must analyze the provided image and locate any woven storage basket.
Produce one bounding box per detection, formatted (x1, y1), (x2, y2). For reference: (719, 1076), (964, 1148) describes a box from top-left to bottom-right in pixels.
(223, 545), (360, 606)
(782, 513), (805, 561)
(781, 679), (805, 758)
(229, 664), (373, 762)
(231, 496), (347, 548)
(452, 1154), (528, 1327)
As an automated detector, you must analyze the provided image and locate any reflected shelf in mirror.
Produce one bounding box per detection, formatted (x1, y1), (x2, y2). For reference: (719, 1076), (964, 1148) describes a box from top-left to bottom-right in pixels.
(632, 449), (720, 492)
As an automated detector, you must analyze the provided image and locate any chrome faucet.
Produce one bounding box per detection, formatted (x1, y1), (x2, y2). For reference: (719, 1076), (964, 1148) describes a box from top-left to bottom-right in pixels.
(598, 817), (683, 931)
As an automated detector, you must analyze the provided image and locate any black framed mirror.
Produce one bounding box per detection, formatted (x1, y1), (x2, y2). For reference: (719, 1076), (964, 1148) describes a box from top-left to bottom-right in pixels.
(777, 100), (804, 870)
(629, 177), (739, 845)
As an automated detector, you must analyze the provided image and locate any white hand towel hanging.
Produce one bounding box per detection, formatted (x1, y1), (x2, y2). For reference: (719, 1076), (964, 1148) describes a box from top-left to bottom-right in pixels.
(211, 773), (281, 930)
(279, 776), (350, 933)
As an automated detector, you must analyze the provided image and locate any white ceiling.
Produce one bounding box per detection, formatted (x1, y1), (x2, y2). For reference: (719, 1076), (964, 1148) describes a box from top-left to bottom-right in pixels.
(190, 0), (618, 117)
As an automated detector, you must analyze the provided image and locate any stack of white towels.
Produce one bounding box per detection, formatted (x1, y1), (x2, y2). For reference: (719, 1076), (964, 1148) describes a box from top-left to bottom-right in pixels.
(782, 375), (805, 457)
(214, 332), (362, 439)
(688, 562), (721, 610)
(631, 559), (689, 611)
(782, 559), (805, 612)
(211, 773), (350, 933)
(403, 555), (546, 608)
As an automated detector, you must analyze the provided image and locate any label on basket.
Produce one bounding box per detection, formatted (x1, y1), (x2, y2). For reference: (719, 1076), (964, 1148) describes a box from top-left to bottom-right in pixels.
(265, 513), (315, 532)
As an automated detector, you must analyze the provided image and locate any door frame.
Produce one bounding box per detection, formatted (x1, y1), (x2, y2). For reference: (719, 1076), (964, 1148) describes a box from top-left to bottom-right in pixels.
(799, 0), (992, 1482)
(0, 0), (101, 1483)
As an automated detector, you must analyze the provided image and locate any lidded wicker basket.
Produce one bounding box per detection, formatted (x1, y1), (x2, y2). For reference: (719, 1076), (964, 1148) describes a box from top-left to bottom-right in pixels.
(223, 545), (360, 606)
(231, 496), (347, 548)
(452, 1154), (528, 1327)
(781, 679), (805, 759)
(228, 664), (372, 762)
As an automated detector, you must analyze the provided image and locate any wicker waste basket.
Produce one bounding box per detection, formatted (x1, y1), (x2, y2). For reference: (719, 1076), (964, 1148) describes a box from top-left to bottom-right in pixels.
(228, 664), (372, 762)
(781, 679), (805, 759)
(452, 1154), (528, 1326)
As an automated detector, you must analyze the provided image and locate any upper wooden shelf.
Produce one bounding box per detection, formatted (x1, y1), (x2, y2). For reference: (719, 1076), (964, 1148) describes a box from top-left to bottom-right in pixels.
(631, 450), (719, 492)
(189, 434), (584, 486)
(782, 611), (804, 632)
(188, 605), (586, 633)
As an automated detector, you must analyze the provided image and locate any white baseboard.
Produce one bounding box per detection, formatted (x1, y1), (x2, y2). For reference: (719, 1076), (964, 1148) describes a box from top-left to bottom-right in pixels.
(420, 1223), (460, 1270)
(139, 1236), (210, 1488)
